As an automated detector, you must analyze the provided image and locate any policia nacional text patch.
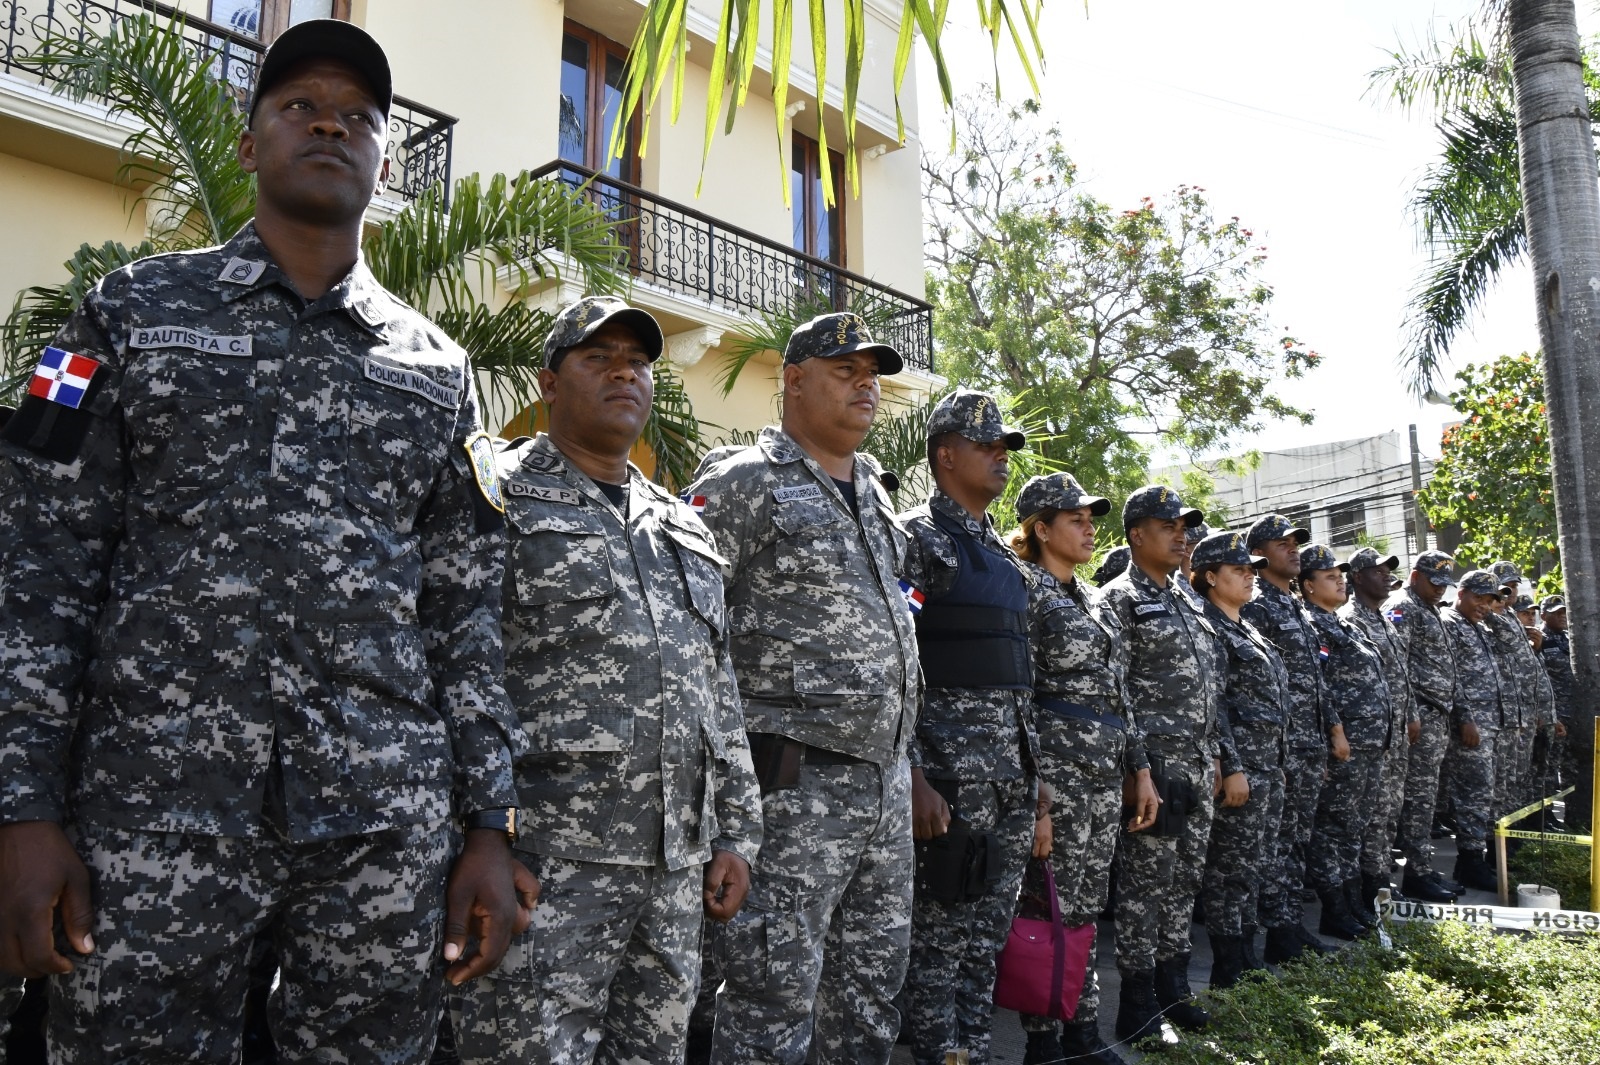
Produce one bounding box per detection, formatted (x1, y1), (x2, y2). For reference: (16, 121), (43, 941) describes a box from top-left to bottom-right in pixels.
(3, 346), (108, 464)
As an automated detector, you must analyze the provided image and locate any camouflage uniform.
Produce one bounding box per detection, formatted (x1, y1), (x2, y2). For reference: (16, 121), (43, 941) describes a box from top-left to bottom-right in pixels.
(1440, 603), (1508, 853)
(1201, 602), (1289, 939)
(1304, 601), (1391, 893)
(1538, 614), (1574, 789)
(0, 223), (518, 1062)
(1016, 560), (1144, 1033)
(0, 975), (21, 1064)
(1341, 590), (1414, 883)
(1385, 576), (1458, 872)
(900, 485), (1037, 1065)
(688, 427), (918, 1065)
(455, 434), (762, 1065)
(1240, 579), (1330, 930)
(1098, 561), (1222, 973)
(1486, 603), (1553, 811)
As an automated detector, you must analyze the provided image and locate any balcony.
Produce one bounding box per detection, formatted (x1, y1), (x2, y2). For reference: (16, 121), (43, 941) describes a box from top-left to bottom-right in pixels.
(527, 161), (935, 376)
(0, 0), (454, 205)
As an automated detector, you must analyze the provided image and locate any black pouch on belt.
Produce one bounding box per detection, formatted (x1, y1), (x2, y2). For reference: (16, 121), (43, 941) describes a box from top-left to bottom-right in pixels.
(747, 733), (802, 794)
(914, 780), (1002, 904)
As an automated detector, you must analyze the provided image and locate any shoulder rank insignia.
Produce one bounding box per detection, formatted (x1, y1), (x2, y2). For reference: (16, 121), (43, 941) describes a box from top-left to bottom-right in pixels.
(464, 431), (505, 512)
(218, 257), (267, 286)
(29, 347), (99, 409)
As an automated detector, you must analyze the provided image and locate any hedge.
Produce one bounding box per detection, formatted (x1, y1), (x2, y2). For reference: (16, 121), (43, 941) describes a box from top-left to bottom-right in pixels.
(1135, 922), (1600, 1064)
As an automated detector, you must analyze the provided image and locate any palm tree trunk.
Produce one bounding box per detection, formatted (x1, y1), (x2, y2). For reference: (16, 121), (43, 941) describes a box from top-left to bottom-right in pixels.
(1510, 0), (1600, 829)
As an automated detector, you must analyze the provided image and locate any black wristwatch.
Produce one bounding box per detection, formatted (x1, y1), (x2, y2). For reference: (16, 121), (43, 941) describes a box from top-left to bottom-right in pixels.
(464, 807), (517, 844)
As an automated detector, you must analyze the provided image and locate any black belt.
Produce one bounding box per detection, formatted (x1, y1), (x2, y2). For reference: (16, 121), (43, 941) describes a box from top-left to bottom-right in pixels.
(1037, 697), (1125, 730)
(804, 744), (868, 766)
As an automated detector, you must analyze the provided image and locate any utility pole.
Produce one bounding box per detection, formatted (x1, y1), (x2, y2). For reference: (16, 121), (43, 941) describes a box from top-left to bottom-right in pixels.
(1409, 423), (1427, 555)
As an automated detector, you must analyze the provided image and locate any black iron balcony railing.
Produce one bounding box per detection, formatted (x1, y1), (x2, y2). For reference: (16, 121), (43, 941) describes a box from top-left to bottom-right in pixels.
(529, 161), (934, 375)
(0, 0), (454, 205)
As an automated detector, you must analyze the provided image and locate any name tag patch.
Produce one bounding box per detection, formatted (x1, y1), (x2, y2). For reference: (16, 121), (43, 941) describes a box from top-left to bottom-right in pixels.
(364, 358), (460, 409)
(505, 482), (580, 506)
(1133, 602), (1170, 620)
(774, 484), (824, 504)
(130, 326), (253, 356)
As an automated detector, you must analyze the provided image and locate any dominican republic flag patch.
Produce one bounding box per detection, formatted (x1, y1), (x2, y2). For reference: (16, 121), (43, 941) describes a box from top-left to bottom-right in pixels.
(900, 578), (926, 615)
(1385, 608), (1404, 624)
(682, 493), (707, 515)
(29, 347), (99, 409)
(1318, 644), (1330, 663)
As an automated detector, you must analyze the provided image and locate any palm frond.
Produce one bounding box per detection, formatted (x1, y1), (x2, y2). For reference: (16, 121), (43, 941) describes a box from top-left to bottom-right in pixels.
(2, 239), (160, 397)
(641, 362), (707, 491)
(22, 14), (254, 246)
(1367, 15), (1509, 116)
(1401, 212), (1526, 396)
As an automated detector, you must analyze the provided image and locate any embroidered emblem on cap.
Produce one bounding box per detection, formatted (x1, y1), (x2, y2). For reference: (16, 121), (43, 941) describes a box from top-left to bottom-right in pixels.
(218, 257), (267, 285)
(464, 432), (504, 512)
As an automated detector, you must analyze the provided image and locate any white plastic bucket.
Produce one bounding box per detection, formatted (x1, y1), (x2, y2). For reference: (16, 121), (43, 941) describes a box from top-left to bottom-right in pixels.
(1516, 883), (1561, 909)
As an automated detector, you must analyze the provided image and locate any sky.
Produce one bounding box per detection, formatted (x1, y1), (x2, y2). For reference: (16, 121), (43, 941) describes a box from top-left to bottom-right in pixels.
(915, 1), (1594, 462)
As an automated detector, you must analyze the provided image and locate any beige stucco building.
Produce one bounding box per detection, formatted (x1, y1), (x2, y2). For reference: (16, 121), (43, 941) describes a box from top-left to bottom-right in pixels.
(0, 0), (940, 460)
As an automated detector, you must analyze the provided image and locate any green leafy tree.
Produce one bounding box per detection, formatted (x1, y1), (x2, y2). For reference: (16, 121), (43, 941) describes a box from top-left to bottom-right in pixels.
(2, 15), (708, 488)
(1419, 352), (1560, 593)
(922, 93), (1315, 509)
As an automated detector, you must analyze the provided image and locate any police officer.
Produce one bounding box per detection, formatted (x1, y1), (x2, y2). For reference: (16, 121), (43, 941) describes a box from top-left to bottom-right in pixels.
(1489, 562), (1556, 814)
(1093, 545), (1132, 588)
(1191, 531), (1286, 989)
(1537, 596), (1574, 801)
(1176, 521), (1212, 609)
(1386, 551), (1463, 902)
(0, 22), (530, 1062)
(1441, 570), (1511, 892)
(1008, 473), (1158, 1065)
(686, 312), (917, 1065)
(1098, 486), (1220, 1042)
(1341, 548), (1416, 914)
(1239, 515), (1333, 961)
(898, 389), (1037, 1065)
(453, 298), (763, 1064)
(1299, 546), (1390, 940)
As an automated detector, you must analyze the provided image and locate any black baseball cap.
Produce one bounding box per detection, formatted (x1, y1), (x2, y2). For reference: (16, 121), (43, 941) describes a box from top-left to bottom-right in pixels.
(249, 20), (393, 124)
(783, 313), (903, 376)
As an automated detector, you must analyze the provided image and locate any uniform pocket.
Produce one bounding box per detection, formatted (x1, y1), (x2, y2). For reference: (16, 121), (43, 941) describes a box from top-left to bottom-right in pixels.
(523, 708), (634, 754)
(123, 349), (256, 500)
(345, 394), (448, 530)
(331, 623), (447, 786)
(771, 498), (849, 575)
(510, 527), (614, 607)
(666, 519), (727, 636)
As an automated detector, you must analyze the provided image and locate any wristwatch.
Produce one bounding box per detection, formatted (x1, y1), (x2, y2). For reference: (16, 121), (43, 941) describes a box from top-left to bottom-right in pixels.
(464, 807), (518, 844)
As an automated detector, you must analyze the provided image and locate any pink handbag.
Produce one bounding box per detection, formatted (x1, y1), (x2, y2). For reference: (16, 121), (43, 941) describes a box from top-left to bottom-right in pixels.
(993, 859), (1096, 1020)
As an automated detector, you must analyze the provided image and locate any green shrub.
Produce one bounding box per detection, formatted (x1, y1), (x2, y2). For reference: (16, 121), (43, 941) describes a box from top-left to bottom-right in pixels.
(1136, 922), (1600, 1064)
(1508, 839), (1592, 911)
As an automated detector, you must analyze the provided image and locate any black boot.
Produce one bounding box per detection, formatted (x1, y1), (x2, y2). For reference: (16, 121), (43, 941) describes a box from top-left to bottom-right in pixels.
(1345, 878), (1378, 929)
(1402, 865), (1458, 902)
(1208, 934), (1245, 989)
(1294, 923), (1335, 954)
(1317, 885), (1367, 940)
(1359, 872), (1383, 913)
(1114, 969), (1160, 1043)
(1263, 924), (1305, 964)
(1453, 848), (1498, 892)
(1022, 1026), (1064, 1065)
(1154, 953), (1211, 1031)
(1060, 1018), (1129, 1065)
(1239, 925), (1267, 972)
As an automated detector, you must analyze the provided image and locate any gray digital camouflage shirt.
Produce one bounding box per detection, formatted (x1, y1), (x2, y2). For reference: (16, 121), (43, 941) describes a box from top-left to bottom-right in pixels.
(1306, 603), (1392, 751)
(496, 434), (761, 871)
(1440, 607), (1507, 730)
(1203, 604), (1289, 775)
(1242, 579), (1334, 748)
(685, 426), (918, 764)
(1485, 611), (1552, 729)
(899, 488), (1037, 780)
(1382, 586), (1456, 719)
(1094, 561), (1222, 764)
(1341, 598), (1416, 735)
(0, 224), (518, 840)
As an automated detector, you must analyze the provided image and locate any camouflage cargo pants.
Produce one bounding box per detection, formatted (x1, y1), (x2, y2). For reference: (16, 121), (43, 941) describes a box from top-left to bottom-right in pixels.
(1114, 751), (1213, 972)
(455, 856), (702, 1065)
(1529, 722), (1562, 804)
(1203, 764), (1284, 937)
(1397, 709), (1451, 868)
(50, 819), (456, 1065)
(1497, 723), (1533, 817)
(1447, 725), (1500, 851)
(1308, 747), (1384, 891)
(0, 974), (22, 1065)
(1360, 729), (1410, 879)
(1019, 759), (1122, 1032)
(1260, 745), (1323, 929)
(906, 776), (1034, 1065)
(711, 757), (912, 1065)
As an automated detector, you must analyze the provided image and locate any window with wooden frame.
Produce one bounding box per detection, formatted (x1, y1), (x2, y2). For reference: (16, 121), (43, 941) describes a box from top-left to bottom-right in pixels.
(558, 22), (641, 185)
(209, 0), (351, 43)
(791, 131), (845, 267)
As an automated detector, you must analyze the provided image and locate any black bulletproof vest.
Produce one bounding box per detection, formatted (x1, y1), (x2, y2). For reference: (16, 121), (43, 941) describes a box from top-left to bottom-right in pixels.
(915, 510), (1032, 690)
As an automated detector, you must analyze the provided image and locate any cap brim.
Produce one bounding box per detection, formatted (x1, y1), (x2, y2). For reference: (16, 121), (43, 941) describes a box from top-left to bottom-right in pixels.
(802, 341), (904, 376)
(1380, 554), (1400, 570)
(600, 307), (665, 361)
(1428, 573), (1457, 586)
(1290, 527), (1311, 545)
(1544, 605), (1568, 613)
(250, 20), (393, 121)
(1181, 508), (1205, 528)
(1086, 496), (1111, 517)
(1249, 554), (1269, 568)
